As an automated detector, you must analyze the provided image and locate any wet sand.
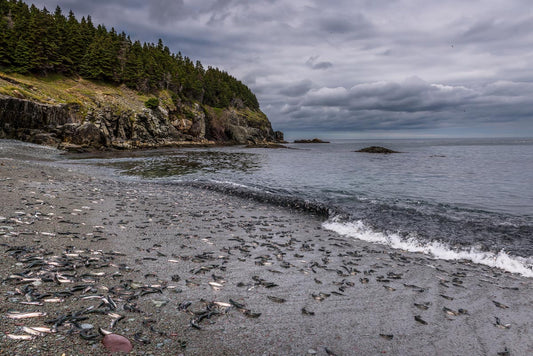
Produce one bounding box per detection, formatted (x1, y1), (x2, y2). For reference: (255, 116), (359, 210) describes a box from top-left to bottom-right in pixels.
(0, 156), (532, 355)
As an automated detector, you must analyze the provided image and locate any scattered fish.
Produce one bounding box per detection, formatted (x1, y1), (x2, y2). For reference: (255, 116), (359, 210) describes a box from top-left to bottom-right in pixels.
(7, 312), (47, 319)
(267, 296), (286, 303)
(379, 334), (394, 340)
(414, 315), (428, 325)
(494, 317), (511, 329)
(301, 307), (315, 316)
(312, 292), (330, 301)
(414, 302), (430, 310)
(493, 301), (509, 309)
(443, 307), (460, 316)
(7, 334), (34, 340)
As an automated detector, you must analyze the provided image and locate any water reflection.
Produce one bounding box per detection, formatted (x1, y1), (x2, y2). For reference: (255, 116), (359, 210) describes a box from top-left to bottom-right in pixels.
(83, 150), (262, 178)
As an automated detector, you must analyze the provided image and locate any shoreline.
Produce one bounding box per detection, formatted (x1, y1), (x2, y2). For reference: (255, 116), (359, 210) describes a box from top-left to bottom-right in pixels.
(0, 155), (532, 355)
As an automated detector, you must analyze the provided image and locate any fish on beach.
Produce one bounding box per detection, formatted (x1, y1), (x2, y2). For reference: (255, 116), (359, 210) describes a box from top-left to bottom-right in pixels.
(7, 312), (47, 319)
(492, 300), (509, 309)
(414, 302), (430, 310)
(414, 315), (428, 325)
(379, 334), (394, 340)
(7, 334), (34, 340)
(301, 307), (315, 316)
(442, 307), (459, 316)
(267, 296), (286, 303)
(494, 317), (511, 329)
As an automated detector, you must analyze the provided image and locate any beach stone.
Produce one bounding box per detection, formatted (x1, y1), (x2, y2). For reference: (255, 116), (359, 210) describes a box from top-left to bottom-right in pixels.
(80, 323), (94, 330)
(102, 334), (133, 353)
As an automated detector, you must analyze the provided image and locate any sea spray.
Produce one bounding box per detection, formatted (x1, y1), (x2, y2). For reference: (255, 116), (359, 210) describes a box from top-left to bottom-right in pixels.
(323, 217), (533, 278)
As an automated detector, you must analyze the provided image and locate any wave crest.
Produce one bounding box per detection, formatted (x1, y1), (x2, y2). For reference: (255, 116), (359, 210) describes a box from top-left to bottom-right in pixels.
(323, 218), (533, 278)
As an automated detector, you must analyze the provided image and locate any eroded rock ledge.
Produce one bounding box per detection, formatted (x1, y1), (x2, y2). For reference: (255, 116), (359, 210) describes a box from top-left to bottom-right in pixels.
(0, 95), (283, 151)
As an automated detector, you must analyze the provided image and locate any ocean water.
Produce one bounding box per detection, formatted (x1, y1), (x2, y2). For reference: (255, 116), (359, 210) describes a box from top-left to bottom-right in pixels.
(2, 138), (532, 276)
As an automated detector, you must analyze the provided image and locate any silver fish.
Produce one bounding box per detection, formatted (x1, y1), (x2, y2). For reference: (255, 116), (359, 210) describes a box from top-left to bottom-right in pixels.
(7, 312), (47, 319)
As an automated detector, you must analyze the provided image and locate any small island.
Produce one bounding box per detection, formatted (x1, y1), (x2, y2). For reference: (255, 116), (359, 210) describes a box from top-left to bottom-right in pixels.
(293, 138), (330, 143)
(355, 146), (399, 153)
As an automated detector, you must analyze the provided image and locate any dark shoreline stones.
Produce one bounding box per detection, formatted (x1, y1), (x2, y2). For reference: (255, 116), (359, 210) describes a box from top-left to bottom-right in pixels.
(355, 146), (399, 154)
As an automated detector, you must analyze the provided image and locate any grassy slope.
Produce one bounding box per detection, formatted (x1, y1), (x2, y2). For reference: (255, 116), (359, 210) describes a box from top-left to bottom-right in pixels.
(0, 72), (151, 114)
(0, 71), (272, 138)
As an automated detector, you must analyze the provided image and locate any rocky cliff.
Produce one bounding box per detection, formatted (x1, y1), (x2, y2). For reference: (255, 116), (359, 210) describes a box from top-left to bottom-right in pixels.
(0, 74), (283, 150)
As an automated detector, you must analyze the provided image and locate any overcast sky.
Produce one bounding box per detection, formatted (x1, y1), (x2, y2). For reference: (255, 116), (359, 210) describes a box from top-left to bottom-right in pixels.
(31, 0), (533, 139)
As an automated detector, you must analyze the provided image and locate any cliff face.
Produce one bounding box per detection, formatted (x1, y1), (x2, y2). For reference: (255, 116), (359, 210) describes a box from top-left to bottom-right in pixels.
(0, 93), (282, 151)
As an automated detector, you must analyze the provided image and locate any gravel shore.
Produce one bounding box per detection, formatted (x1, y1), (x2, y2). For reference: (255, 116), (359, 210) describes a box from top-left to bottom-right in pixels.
(0, 152), (532, 355)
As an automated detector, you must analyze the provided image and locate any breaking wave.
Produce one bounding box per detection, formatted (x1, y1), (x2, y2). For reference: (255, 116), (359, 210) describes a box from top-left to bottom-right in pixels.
(323, 217), (533, 278)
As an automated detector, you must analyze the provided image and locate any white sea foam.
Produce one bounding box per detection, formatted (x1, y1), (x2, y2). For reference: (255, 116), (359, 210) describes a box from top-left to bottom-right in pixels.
(322, 218), (533, 278)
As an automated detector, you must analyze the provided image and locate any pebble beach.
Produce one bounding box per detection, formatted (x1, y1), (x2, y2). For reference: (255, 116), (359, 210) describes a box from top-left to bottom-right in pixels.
(1, 151), (532, 355)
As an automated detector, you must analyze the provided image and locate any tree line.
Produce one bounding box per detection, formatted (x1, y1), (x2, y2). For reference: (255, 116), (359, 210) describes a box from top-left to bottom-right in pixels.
(0, 0), (260, 109)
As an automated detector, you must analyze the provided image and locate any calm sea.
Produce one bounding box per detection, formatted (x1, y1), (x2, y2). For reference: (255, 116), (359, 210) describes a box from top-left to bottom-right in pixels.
(2, 138), (532, 276)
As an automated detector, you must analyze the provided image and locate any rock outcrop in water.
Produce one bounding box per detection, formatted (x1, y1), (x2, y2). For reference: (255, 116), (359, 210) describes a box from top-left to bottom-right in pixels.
(293, 138), (330, 144)
(0, 91), (283, 151)
(355, 146), (399, 154)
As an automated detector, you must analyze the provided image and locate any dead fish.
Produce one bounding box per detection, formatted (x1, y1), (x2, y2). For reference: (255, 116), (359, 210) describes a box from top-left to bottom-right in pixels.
(440, 294), (454, 300)
(414, 302), (430, 310)
(443, 307), (459, 316)
(7, 312), (47, 319)
(312, 292), (330, 301)
(314, 278), (323, 284)
(494, 317), (511, 329)
(414, 315), (428, 325)
(7, 334), (34, 340)
(21, 327), (45, 336)
(243, 309), (261, 318)
(403, 284), (425, 292)
(360, 278), (369, 284)
(383, 285), (396, 291)
(18, 302), (43, 306)
(229, 299), (245, 309)
(493, 300), (509, 309)
(213, 302), (232, 308)
(79, 329), (99, 340)
(267, 296), (286, 303)
(458, 308), (468, 315)
(43, 298), (64, 303)
(379, 334), (394, 340)
(208, 282), (224, 290)
(190, 318), (201, 330)
(301, 307), (315, 316)
(185, 280), (199, 287)
(24, 326), (53, 334)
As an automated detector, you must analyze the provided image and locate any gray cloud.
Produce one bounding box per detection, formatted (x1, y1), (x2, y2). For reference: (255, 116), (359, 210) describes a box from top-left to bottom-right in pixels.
(27, 0), (533, 137)
(305, 56), (333, 70)
(278, 79), (313, 97)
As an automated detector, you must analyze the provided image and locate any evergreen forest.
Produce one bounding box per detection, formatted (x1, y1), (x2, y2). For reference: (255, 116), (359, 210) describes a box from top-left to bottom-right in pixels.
(0, 0), (260, 110)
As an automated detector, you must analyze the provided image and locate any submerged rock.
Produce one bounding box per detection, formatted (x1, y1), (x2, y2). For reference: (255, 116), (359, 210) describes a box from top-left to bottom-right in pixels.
(355, 146), (399, 154)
